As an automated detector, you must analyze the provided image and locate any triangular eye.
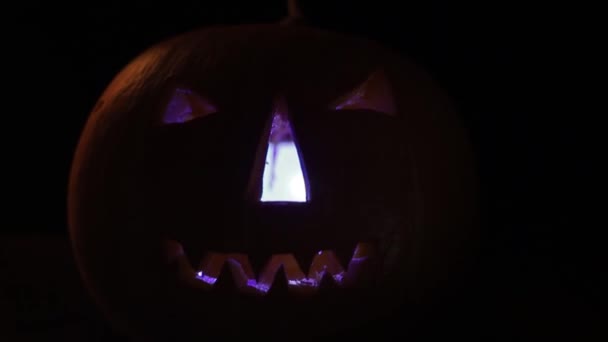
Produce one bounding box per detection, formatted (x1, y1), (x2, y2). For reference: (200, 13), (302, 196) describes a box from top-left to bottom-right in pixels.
(162, 87), (218, 124)
(329, 69), (396, 116)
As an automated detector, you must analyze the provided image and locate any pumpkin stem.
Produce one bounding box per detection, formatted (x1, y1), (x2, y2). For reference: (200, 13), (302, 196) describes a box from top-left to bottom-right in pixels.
(281, 0), (305, 25)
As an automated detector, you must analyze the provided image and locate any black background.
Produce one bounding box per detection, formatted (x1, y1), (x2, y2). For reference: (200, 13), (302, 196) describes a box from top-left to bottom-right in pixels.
(1, 1), (599, 340)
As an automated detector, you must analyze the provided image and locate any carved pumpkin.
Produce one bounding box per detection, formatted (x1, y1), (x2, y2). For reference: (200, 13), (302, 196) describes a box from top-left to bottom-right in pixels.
(68, 22), (477, 340)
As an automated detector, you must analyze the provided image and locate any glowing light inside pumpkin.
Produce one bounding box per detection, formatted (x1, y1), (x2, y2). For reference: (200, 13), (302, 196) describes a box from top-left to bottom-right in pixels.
(260, 108), (308, 202)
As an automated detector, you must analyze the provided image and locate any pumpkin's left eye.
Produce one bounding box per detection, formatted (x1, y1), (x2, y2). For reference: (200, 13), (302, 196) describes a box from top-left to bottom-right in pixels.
(162, 87), (218, 124)
(329, 69), (396, 116)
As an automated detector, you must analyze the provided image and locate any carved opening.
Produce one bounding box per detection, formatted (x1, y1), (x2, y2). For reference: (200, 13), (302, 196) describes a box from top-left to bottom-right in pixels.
(259, 98), (310, 203)
(162, 87), (217, 124)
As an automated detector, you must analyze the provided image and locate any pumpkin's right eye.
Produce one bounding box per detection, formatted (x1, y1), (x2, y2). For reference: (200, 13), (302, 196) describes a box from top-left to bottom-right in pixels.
(328, 69), (396, 117)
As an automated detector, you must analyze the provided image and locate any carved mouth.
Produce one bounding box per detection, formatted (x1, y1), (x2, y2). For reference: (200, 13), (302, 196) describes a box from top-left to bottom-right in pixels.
(166, 241), (374, 296)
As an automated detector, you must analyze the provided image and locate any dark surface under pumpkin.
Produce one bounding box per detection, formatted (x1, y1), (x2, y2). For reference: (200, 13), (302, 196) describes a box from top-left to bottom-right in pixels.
(68, 24), (477, 340)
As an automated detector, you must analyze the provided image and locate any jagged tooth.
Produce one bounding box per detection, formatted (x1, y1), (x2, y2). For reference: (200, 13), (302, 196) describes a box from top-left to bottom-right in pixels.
(212, 262), (239, 294)
(266, 267), (289, 297)
(163, 240), (205, 288)
(293, 250), (314, 273)
(318, 271), (339, 292)
(334, 245), (355, 269)
(248, 251), (272, 279)
(181, 240), (206, 270)
(342, 254), (374, 288)
(226, 259), (251, 289)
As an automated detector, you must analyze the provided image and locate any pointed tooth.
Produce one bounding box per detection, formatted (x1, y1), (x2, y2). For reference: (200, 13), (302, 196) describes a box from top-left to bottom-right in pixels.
(248, 251), (272, 279)
(180, 240), (205, 270)
(293, 250), (314, 273)
(227, 259), (251, 289)
(318, 272), (339, 292)
(334, 245), (355, 269)
(266, 267), (289, 297)
(164, 240), (208, 290)
(212, 262), (238, 294)
(343, 254), (375, 288)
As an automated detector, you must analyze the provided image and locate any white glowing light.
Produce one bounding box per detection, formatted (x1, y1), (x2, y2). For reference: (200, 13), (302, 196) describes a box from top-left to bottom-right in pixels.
(261, 141), (307, 202)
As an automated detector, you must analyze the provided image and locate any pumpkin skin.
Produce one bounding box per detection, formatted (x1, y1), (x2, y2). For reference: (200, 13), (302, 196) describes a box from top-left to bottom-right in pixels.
(68, 24), (477, 340)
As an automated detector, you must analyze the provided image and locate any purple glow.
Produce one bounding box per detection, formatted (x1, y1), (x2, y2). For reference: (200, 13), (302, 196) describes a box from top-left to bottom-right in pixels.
(162, 88), (217, 124)
(334, 88), (365, 110)
(195, 271), (217, 285)
(174, 243), (374, 295)
(331, 70), (396, 116)
(260, 101), (308, 203)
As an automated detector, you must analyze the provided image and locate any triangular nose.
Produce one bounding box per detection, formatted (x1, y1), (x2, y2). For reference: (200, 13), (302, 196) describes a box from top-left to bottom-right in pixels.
(258, 98), (309, 203)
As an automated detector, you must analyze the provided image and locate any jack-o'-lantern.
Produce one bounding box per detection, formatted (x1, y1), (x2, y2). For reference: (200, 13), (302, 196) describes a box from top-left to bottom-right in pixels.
(68, 7), (477, 340)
